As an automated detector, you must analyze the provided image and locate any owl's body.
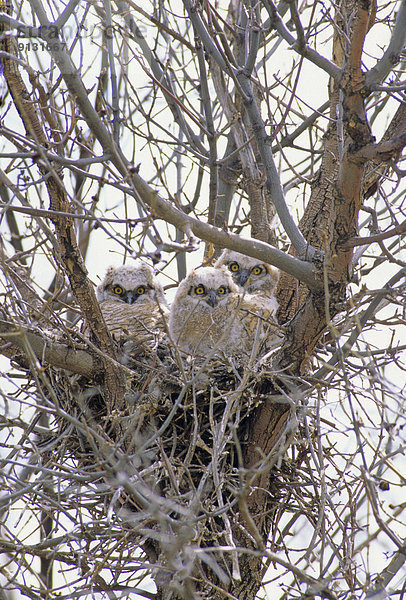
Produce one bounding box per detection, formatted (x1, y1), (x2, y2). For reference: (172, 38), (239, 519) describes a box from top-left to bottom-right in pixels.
(214, 249), (279, 307)
(169, 266), (239, 356)
(96, 264), (168, 350)
(214, 251), (282, 354)
(237, 293), (282, 356)
(169, 266), (280, 358)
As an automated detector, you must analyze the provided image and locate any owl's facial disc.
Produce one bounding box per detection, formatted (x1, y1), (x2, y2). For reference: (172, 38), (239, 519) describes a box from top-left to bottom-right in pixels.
(189, 282), (229, 308)
(110, 283), (149, 304)
(238, 265), (265, 287)
(206, 286), (229, 307)
(189, 285), (218, 308)
(125, 285), (150, 304)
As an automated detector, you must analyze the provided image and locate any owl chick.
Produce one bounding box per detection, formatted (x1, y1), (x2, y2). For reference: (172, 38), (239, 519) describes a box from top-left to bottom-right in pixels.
(214, 249), (279, 307)
(96, 263), (168, 350)
(169, 266), (280, 358)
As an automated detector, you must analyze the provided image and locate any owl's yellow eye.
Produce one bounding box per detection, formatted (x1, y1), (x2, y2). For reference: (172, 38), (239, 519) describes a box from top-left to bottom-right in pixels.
(229, 262), (239, 273)
(217, 286), (227, 295)
(195, 285), (206, 295)
(136, 286), (146, 295)
(113, 285), (124, 296)
(252, 265), (264, 276)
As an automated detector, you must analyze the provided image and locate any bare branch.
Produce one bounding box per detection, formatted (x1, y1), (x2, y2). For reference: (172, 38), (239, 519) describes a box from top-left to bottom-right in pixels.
(343, 219), (406, 249)
(102, 0), (120, 144)
(237, 76), (313, 257)
(261, 0), (342, 81)
(0, 319), (97, 378)
(352, 133), (406, 163)
(314, 266), (406, 381)
(366, 0), (406, 87)
(115, 0), (208, 156)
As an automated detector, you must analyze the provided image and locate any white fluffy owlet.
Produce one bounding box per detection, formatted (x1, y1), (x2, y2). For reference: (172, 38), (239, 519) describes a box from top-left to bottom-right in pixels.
(214, 249), (279, 311)
(96, 263), (168, 350)
(169, 266), (280, 358)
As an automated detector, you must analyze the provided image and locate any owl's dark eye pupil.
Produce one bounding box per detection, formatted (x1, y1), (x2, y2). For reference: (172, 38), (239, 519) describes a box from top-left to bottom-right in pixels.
(195, 285), (205, 295)
(113, 285), (124, 295)
(252, 266), (263, 275)
(217, 286), (227, 295)
(136, 286), (146, 295)
(229, 262), (239, 272)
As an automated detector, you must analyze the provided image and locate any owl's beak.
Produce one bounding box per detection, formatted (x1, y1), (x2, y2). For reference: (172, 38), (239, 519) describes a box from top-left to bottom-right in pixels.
(238, 269), (250, 287)
(125, 291), (136, 304)
(206, 290), (217, 308)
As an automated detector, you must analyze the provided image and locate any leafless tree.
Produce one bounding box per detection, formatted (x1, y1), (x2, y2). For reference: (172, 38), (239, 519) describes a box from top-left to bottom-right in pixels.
(0, 1), (405, 599)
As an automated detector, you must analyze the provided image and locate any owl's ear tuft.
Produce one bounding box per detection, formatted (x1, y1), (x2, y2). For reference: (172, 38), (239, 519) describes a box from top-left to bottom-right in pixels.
(96, 266), (117, 302)
(104, 266), (116, 281)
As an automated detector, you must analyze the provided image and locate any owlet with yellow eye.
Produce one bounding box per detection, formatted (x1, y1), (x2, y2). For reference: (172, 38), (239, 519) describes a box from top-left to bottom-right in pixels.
(96, 264), (168, 349)
(169, 265), (281, 358)
(214, 249), (279, 311)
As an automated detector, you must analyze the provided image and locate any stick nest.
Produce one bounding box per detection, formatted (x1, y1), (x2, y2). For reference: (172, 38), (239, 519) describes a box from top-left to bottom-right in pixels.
(30, 340), (304, 594)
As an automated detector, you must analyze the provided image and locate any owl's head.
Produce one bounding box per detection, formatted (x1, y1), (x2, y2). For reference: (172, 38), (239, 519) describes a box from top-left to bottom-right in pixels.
(96, 264), (167, 306)
(214, 249), (279, 295)
(176, 266), (239, 308)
